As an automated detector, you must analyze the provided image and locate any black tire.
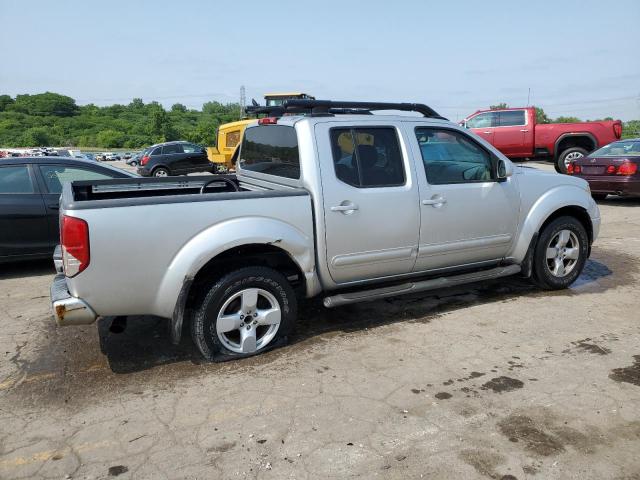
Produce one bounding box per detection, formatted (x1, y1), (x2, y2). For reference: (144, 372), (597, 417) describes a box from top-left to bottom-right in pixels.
(152, 167), (170, 177)
(555, 147), (588, 174)
(130, 161), (138, 167)
(191, 266), (297, 361)
(591, 193), (608, 201)
(531, 216), (589, 290)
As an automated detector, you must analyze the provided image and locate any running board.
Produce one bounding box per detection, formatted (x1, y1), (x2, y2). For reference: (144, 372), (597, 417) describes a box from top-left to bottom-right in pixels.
(323, 264), (521, 308)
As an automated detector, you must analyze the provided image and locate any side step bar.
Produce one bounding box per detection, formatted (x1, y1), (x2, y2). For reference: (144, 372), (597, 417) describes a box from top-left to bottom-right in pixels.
(323, 264), (521, 308)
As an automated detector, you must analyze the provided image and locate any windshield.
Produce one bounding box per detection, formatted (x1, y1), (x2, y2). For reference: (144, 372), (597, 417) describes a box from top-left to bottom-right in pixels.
(590, 140), (640, 157)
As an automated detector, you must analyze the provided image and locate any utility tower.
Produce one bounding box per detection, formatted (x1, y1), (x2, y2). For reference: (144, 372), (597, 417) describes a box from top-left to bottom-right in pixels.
(239, 85), (246, 119)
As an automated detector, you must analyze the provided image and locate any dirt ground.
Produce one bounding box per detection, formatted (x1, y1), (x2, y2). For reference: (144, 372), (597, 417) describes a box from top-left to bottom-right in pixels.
(1, 163), (639, 479)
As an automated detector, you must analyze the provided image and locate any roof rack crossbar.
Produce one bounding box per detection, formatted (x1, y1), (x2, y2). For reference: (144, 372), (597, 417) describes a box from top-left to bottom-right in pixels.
(284, 99), (447, 119)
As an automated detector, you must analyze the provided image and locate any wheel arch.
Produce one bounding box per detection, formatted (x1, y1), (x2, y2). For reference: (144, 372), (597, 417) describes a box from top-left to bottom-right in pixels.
(554, 133), (597, 157)
(509, 186), (595, 264)
(155, 217), (317, 343)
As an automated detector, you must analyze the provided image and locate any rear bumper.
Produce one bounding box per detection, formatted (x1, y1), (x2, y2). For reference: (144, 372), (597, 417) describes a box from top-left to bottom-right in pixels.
(53, 245), (63, 274)
(579, 175), (640, 196)
(137, 166), (151, 177)
(50, 274), (97, 326)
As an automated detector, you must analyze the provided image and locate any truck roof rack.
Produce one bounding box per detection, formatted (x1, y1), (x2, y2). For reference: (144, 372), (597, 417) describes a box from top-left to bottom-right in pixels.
(245, 100), (447, 120)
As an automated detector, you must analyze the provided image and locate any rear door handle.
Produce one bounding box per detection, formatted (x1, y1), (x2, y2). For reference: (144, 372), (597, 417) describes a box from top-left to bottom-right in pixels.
(422, 197), (447, 206)
(47, 204), (59, 210)
(483, 131), (492, 134)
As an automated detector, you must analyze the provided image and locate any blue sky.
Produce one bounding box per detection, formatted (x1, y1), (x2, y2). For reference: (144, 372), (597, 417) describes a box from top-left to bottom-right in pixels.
(1, 0), (639, 120)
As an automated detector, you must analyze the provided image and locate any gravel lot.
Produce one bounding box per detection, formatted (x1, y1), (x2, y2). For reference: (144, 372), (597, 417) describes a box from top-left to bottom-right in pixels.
(1, 162), (639, 479)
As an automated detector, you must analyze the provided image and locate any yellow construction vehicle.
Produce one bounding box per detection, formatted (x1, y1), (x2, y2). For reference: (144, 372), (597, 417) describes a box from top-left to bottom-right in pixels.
(207, 93), (315, 171)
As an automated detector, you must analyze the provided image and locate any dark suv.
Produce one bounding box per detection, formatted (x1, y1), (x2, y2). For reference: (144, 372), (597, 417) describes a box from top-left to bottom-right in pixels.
(137, 141), (213, 177)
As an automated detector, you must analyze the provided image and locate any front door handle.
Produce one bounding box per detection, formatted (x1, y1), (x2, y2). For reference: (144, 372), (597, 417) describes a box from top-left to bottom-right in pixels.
(483, 131), (492, 134)
(422, 197), (447, 206)
(520, 129), (529, 132)
(330, 202), (359, 213)
(47, 204), (59, 210)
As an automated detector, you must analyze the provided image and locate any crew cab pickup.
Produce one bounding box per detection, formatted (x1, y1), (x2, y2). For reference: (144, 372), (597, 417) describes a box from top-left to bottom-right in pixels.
(462, 107), (622, 173)
(51, 100), (601, 361)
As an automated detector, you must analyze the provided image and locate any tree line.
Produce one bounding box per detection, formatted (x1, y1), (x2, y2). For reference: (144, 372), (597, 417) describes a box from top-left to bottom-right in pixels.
(0, 92), (241, 149)
(0, 92), (637, 149)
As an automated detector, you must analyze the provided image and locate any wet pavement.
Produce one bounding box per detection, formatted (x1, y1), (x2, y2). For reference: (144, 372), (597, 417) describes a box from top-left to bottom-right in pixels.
(1, 174), (640, 479)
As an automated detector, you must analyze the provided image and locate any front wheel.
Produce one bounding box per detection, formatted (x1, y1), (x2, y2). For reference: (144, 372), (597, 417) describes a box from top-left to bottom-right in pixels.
(532, 216), (589, 290)
(555, 147), (588, 174)
(191, 267), (297, 361)
(591, 193), (608, 201)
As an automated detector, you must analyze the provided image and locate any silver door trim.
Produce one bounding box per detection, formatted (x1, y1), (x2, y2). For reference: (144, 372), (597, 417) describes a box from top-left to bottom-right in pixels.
(418, 234), (512, 258)
(332, 246), (416, 268)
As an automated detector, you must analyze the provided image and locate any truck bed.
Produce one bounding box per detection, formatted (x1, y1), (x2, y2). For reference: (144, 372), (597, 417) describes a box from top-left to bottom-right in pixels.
(60, 175), (314, 320)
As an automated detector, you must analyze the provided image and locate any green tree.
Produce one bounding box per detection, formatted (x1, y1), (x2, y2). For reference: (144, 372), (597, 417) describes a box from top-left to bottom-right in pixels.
(533, 106), (551, 124)
(0, 95), (14, 112)
(21, 127), (58, 146)
(96, 129), (125, 148)
(554, 116), (581, 124)
(171, 103), (187, 113)
(490, 102), (508, 110)
(9, 92), (78, 116)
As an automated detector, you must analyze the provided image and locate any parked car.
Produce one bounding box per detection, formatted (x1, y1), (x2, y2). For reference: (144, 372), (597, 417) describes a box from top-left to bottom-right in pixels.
(104, 153), (121, 161)
(461, 107), (623, 173)
(50, 100), (600, 362)
(126, 152), (142, 167)
(567, 138), (640, 200)
(123, 152), (132, 160)
(0, 157), (135, 263)
(137, 141), (213, 177)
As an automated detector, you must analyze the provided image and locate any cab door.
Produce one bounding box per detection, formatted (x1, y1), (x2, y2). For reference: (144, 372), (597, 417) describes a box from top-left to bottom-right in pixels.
(315, 122), (420, 284)
(407, 124), (520, 272)
(465, 111), (497, 146)
(493, 109), (532, 157)
(0, 164), (49, 258)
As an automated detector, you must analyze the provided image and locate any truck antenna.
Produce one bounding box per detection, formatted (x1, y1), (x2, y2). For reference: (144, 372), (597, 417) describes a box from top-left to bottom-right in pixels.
(527, 88), (531, 106)
(240, 85), (246, 119)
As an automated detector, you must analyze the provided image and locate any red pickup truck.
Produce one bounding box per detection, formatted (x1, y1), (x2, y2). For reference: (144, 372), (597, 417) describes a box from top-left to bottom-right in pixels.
(462, 107), (622, 173)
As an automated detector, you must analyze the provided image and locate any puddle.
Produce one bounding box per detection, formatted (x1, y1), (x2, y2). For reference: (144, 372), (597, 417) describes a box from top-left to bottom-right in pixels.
(609, 355), (640, 386)
(481, 376), (524, 393)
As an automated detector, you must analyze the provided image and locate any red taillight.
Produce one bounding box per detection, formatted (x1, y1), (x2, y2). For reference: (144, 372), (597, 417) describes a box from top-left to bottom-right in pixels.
(617, 161), (638, 176)
(61, 215), (89, 277)
(140, 155), (150, 166)
(613, 122), (622, 139)
(258, 117), (278, 125)
(606, 165), (616, 174)
(567, 163), (581, 174)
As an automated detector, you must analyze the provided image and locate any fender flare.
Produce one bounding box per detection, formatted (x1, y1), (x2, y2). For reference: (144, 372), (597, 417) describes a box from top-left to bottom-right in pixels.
(154, 217), (315, 342)
(508, 185), (594, 263)
(554, 132), (597, 157)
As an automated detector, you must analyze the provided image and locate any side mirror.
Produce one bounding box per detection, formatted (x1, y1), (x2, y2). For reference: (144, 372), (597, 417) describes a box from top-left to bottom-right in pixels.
(496, 158), (513, 181)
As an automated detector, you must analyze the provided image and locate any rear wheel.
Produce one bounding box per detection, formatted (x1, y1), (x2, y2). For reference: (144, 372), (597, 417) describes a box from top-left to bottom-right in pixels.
(532, 216), (589, 290)
(152, 167), (170, 177)
(555, 147), (588, 173)
(191, 267), (297, 361)
(591, 193), (608, 201)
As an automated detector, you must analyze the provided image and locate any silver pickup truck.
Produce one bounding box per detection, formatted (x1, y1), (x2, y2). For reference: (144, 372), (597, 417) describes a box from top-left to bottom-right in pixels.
(51, 100), (600, 361)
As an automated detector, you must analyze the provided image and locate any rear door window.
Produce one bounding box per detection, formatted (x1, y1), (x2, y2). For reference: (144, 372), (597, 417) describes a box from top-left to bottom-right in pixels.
(0, 166), (35, 193)
(498, 110), (526, 126)
(162, 144), (184, 155)
(239, 125), (300, 179)
(151, 146), (163, 156)
(330, 127), (405, 188)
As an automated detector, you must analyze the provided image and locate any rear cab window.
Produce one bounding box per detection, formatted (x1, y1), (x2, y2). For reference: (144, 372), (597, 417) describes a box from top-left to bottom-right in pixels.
(238, 125), (300, 180)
